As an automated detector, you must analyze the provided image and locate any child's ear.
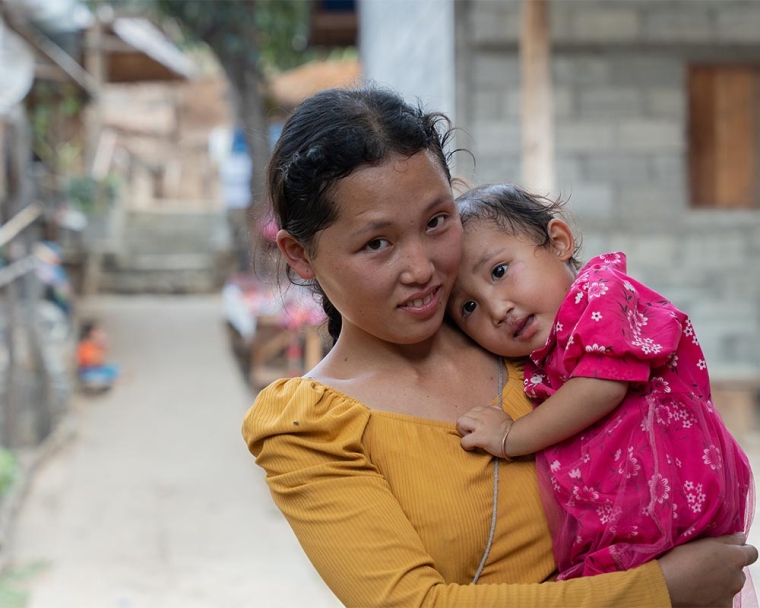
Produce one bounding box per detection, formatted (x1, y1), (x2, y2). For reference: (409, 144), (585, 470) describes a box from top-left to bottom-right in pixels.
(547, 220), (575, 262)
(276, 230), (316, 280)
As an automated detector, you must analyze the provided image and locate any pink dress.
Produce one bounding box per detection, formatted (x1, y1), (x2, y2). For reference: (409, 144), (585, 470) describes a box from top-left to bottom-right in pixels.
(525, 252), (753, 580)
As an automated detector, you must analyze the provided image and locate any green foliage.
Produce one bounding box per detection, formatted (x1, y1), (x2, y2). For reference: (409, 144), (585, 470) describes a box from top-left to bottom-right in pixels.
(0, 562), (48, 608)
(27, 81), (85, 173)
(254, 0), (311, 73)
(64, 174), (120, 216)
(154, 0), (312, 76)
(0, 449), (17, 497)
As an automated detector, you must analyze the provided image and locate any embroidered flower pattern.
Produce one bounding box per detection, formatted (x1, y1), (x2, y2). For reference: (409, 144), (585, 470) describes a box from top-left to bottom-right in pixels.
(591, 311), (602, 322)
(587, 282), (609, 300)
(649, 474), (670, 504)
(650, 377), (671, 393)
(685, 482), (706, 514)
(597, 500), (622, 525)
(703, 445), (722, 470)
(684, 319), (700, 345)
(599, 252), (622, 265)
(617, 447), (640, 478)
(573, 485), (600, 503)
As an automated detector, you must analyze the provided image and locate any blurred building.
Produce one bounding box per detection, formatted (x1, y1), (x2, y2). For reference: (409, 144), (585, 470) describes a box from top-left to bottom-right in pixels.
(361, 0), (760, 406)
(310, 0), (358, 47)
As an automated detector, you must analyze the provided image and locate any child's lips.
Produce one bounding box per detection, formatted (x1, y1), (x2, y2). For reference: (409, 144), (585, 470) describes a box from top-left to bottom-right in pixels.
(512, 315), (535, 339)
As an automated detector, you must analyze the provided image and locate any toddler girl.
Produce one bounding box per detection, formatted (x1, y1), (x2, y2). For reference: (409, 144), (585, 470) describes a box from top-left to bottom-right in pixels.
(448, 183), (754, 583)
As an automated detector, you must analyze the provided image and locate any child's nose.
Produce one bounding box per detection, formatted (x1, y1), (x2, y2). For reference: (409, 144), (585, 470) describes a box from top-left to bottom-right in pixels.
(488, 298), (512, 326)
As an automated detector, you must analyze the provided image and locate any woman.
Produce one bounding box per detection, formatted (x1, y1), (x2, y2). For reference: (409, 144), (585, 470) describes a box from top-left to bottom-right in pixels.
(242, 86), (756, 607)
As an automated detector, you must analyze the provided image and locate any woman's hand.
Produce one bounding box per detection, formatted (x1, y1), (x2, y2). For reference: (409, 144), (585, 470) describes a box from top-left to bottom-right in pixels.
(456, 405), (513, 457)
(658, 534), (757, 607)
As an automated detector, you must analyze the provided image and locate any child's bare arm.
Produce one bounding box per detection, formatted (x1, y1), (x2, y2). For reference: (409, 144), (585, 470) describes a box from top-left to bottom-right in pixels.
(504, 377), (627, 458)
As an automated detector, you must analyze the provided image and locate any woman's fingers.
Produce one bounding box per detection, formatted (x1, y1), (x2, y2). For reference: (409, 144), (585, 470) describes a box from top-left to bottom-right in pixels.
(739, 542), (758, 567)
(712, 534), (758, 567)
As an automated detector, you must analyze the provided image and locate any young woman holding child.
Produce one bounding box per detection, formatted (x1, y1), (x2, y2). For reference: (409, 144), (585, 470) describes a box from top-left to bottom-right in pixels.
(242, 85), (756, 607)
(450, 183), (754, 587)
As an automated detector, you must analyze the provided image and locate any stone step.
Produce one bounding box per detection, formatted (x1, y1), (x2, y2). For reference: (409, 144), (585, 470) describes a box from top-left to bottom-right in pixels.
(99, 267), (223, 294)
(122, 253), (217, 272)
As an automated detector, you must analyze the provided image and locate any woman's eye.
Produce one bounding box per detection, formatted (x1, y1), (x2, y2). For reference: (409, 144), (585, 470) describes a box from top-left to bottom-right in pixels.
(365, 238), (389, 251)
(462, 301), (477, 317)
(427, 214), (447, 230)
(491, 264), (507, 280)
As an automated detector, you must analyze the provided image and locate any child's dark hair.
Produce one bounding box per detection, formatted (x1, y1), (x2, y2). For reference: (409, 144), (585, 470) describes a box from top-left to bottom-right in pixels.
(456, 183), (582, 271)
(79, 320), (97, 341)
(267, 85), (455, 343)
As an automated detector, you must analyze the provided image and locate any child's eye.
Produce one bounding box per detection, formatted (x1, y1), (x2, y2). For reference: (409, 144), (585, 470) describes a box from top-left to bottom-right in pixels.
(491, 264), (507, 280)
(462, 301), (477, 318)
(365, 238), (390, 251)
(427, 213), (447, 230)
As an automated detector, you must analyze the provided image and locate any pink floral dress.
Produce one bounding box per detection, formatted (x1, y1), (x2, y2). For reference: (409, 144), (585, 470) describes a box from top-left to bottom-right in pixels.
(525, 252), (753, 580)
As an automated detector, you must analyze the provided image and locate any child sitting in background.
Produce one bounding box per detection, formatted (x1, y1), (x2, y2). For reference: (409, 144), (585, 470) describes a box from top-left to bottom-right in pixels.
(447, 183), (754, 590)
(76, 320), (120, 390)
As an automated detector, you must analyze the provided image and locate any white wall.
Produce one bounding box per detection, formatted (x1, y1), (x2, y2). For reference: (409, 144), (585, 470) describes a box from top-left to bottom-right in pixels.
(359, 0), (456, 122)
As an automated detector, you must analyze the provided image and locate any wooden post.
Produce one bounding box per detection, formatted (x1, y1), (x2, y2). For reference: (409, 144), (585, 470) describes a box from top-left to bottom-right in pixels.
(84, 16), (106, 172)
(82, 15), (108, 295)
(520, 0), (555, 194)
(0, 121), (6, 202)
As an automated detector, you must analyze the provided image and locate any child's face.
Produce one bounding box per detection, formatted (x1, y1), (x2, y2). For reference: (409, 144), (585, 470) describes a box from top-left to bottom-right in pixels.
(447, 218), (576, 358)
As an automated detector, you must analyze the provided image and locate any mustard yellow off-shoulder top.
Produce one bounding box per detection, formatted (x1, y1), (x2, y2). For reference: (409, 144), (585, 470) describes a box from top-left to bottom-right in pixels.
(243, 360), (671, 607)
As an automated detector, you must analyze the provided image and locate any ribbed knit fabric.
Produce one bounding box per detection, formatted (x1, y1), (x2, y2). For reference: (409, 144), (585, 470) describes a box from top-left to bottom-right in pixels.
(243, 360), (671, 607)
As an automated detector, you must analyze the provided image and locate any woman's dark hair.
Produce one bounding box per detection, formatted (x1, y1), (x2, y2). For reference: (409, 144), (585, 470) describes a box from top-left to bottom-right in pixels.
(268, 85), (455, 342)
(456, 183), (582, 271)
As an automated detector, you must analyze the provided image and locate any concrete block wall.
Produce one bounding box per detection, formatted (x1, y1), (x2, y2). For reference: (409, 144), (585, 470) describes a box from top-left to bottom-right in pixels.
(578, 215), (760, 381)
(358, 0), (760, 377)
(455, 0), (760, 378)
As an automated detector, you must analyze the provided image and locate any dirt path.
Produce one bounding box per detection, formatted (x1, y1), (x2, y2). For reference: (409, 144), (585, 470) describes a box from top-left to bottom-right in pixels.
(9, 295), (341, 608)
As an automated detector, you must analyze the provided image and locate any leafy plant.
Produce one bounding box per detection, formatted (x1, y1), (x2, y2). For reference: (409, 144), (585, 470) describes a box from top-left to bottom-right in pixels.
(27, 81), (86, 175)
(0, 562), (48, 608)
(64, 174), (120, 216)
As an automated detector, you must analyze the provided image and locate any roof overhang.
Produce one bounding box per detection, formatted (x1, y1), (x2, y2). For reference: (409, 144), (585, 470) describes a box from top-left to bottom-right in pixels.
(102, 17), (196, 83)
(3, 10), (97, 97)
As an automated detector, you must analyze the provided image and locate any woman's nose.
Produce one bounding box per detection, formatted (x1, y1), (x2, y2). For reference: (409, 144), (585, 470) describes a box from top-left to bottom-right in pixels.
(399, 240), (434, 284)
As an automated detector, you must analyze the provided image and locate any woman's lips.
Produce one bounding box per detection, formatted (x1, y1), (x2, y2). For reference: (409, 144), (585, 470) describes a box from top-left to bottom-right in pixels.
(398, 286), (440, 314)
(400, 291), (435, 309)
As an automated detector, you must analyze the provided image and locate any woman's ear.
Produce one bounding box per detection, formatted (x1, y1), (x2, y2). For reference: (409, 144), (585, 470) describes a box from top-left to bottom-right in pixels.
(276, 230), (316, 280)
(547, 220), (575, 262)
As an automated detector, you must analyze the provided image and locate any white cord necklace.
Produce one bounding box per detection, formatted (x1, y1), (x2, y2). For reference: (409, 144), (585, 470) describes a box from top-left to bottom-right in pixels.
(472, 357), (504, 584)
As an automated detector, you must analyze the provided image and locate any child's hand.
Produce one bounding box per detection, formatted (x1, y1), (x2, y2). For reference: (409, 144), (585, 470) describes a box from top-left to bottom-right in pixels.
(456, 405), (514, 458)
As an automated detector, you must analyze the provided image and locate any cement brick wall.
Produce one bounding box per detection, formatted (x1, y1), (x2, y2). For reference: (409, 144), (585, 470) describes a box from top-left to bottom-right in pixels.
(457, 0), (760, 378)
